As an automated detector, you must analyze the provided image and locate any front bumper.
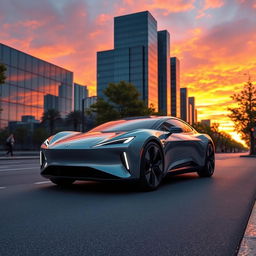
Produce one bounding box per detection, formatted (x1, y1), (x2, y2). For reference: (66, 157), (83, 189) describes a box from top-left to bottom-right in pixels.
(40, 147), (134, 181)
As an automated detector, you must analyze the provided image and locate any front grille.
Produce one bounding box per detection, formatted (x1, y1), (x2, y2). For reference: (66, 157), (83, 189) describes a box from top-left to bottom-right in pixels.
(42, 166), (118, 180)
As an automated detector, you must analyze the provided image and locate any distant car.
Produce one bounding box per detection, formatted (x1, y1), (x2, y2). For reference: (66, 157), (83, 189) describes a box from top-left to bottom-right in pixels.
(40, 116), (215, 191)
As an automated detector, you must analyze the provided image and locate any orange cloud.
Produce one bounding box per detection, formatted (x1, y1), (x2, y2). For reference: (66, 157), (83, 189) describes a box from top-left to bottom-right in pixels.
(1, 0), (255, 144)
(204, 0), (224, 9)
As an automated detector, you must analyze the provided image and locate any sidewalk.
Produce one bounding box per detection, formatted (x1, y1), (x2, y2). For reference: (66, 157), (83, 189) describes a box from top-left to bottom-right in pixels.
(238, 201), (256, 255)
(0, 151), (39, 160)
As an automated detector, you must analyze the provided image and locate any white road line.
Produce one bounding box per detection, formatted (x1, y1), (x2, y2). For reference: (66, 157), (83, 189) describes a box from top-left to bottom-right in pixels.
(34, 181), (51, 185)
(0, 167), (38, 172)
(0, 187), (6, 189)
(0, 165), (38, 169)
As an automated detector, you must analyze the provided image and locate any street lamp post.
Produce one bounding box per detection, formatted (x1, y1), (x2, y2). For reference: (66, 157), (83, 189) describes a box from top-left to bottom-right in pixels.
(82, 98), (85, 133)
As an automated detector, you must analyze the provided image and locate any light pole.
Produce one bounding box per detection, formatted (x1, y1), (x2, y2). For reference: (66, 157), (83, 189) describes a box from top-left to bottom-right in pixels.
(82, 98), (85, 132)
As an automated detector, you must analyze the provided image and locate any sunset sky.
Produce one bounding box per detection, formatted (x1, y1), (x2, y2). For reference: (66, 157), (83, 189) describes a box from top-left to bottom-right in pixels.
(0, 0), (256, 143)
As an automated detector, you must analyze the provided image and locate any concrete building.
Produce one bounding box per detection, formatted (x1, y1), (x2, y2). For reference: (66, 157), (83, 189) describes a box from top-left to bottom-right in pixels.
(8, 115), (40, 133)
(170, 57), (180, 117)
(44, 94), (58, 112)
(0, 43), (73, 129)
(201, 119), (211, 127)
(74, 83), (88, 111)
(158, 30), (170, 115)
(84, 96), (97, 110)
(180, 87), (188, 122)
(188, 96), (196, 125)
(97, 11), (158, 110)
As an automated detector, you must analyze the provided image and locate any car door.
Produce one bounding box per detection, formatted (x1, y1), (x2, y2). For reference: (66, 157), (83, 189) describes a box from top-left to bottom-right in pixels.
(159, 119), (202, 172)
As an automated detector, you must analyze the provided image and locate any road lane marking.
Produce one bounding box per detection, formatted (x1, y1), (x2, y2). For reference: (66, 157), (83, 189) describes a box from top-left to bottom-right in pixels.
(0, 165), (38, 169)
(0, 187), (6, 189)
(34, 181), (51, 185)
(0, 167), (38, 172)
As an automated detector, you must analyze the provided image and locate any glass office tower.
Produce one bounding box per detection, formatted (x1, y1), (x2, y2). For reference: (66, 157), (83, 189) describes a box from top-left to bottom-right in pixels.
(180, 87), (188, 122)
(74, 83), (88, 111)
(188, 96), (195, 125)
(158, 30), (170, 115)
(97, 11), (158, 110)
(170, 57), (180, 117)
(0, 43), (73, 129)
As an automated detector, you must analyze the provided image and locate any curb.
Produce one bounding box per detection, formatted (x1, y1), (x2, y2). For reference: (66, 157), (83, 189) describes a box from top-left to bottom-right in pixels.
(0, 156), (39, 160)
(238, 201), (256, 255)
(240, 155), (256, 158)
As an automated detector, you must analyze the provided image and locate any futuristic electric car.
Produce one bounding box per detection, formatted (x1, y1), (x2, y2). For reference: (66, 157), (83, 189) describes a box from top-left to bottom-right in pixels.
(40, 116), (215, 190)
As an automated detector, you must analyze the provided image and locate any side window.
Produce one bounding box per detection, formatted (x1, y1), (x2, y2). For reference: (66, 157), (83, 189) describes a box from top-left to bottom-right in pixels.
(159, 119), (183, 132)
(167, 119), (184, 130)
(159, 122), (173, 132)
(182, 122), (194, 133)
(159, 119), (194, 133)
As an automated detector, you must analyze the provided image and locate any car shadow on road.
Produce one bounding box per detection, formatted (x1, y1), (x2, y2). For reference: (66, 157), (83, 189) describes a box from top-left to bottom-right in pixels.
(38, 172), (211, 195)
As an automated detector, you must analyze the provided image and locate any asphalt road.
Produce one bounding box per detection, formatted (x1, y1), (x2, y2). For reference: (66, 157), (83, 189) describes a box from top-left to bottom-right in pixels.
(0, 154), (255, 256)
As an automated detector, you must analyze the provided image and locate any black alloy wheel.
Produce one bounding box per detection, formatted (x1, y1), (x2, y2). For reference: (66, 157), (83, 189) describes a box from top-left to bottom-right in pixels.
(139, 141), (164, 191)
(198, 143), (215, 177)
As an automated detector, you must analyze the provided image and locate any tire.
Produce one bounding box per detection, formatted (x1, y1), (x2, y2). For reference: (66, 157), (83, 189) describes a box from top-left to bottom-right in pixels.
(197, 143), (215, 177)
(50, 178), (75, 186)
(139, 141), (164, 191)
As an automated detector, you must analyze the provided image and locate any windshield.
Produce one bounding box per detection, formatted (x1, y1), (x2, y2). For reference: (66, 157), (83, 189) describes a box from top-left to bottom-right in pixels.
(89, 118), (159, 132)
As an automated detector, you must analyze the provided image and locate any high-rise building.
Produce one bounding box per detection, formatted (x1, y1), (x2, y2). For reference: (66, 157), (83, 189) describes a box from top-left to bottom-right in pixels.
(44, 94), (58, 112)
(97, 11), (158, 110)
(180, 87), (188, 122)
(74, 83), (88, 111)
(0, 43), (73, 129)
(201, 119), (211, 127)
(170, 57), (180, 117)
(188, 96), (195, 125)
(158, 30), (170, 115)
(84, 96), (97, 109)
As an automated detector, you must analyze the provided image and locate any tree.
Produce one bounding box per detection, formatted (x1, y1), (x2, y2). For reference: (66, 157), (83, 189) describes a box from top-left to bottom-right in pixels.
(42, 109), (61, 135)
(0, 63), (6, 84)
(90, 81), (155, 124)
(14, 126), (28, 148)
(193, 122), (246, 153)
(0, 63), (7, 114)
(228, 80), (256, 155)
(66, 110), (82, 131)
(32, 127), (49, 147)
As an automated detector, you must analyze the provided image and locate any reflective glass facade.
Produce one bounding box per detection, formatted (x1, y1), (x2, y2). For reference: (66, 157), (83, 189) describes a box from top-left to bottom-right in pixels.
(188, 96), (195, 125)
(74, 83), (88, 111)
(158, 30), (170, 115)
(170, 57), (180, 117)
(180, 87), (188, 122)
(97, 11), (158, 110)
(0, 43), (73, 129)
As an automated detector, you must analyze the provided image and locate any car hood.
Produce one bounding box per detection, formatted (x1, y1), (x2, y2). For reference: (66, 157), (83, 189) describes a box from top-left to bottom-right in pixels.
(48, 131), (127, 149)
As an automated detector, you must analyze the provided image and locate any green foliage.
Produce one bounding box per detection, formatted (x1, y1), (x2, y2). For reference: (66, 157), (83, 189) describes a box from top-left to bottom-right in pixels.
(13, 126), (28, 145)
(194, 122), (246, 153)
(0, 128), (9, 148)
(90, 81), (155, 124)
(228, 80), (256, 155)
(0, 63), (6, 84)
(66, 110), (82, 131)
(0, 64), (7, 114)
(32, 127), (49, 146)
(42, 109), (61, 135)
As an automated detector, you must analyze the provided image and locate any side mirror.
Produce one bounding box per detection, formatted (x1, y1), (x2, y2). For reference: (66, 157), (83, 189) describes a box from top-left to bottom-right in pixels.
(168, 126), (183, 134)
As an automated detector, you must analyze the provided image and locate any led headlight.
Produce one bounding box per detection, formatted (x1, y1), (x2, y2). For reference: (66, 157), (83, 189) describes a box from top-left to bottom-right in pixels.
(44, 139), (50, 147)
(94, 136), (135, 147)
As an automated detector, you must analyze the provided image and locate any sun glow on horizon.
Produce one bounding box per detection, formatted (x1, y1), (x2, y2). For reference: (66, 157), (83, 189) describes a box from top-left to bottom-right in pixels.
(1, 0), (255, 145)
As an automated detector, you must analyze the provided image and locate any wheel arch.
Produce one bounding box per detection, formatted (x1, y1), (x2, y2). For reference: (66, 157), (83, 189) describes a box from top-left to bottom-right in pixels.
(139, 137), (165, 172)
